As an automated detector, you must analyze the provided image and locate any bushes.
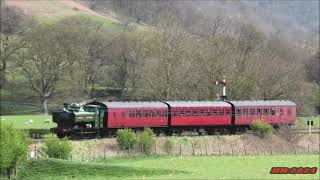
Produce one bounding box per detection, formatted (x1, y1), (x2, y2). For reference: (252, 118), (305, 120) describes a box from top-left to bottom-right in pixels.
(0, 122), (28, 177)
(27, 129), (51, 138)
(44, 137), (72, 159)
(163, 138), (174, 154)
(137, 128), (155, 154)
(116, 129), (137, 150)
(250, 120), (273, 137)
(116, 128), (156, 154)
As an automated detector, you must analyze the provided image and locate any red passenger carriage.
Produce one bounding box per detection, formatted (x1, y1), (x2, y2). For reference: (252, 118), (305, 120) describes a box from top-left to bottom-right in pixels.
(165, 101), (232, 126)
(102, 101), (168, 128)
(231, 100), (296, 126)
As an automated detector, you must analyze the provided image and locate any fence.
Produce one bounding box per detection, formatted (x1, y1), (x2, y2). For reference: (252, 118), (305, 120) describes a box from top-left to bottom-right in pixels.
(30, 134), (319, 161)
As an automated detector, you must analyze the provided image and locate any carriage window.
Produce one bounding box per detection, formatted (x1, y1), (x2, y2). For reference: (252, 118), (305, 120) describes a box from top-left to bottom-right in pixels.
(212, 109), (218, 116)
(257, 108), (262, 115)
(236, 109), (242, 116)
(243, 109), (248, 115)
(156, 111), (161, 117)
(226, 109), (231, 115)
(143, 110), (149, 117)
(136, 110), (142, 117)
(149, 110), (155, 117)
(250, 108), (256, 115)
(193, 110), (198, 116)
(113, 112), (116, 117)
(129, 111), (136, 117)
(287, 108), (291, 115)
(270, 108), (275, 115)
(218, 109), (224, 116)
(180, 110), (185, 116)
(186, 110), (191, 116)
(206, 110), (211, 116)
(173, 110), (178, 116)
(200, 110), (205, 116)
(280, 109), (284, 115)
(263, 108), (269, 115)
(162, 110), (167, 117)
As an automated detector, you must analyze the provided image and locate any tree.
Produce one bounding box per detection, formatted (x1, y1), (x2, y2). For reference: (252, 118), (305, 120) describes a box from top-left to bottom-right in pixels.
(56, 16), (113, 96)
(143, 13), (191, 100)
(15, 23), (70, 114)
(44, 137), (72, 159)
(0, 4), (25, 89)
(305, 51), (320, 85)
(0, 122), (28, 178)
(109, 31), (145, 100)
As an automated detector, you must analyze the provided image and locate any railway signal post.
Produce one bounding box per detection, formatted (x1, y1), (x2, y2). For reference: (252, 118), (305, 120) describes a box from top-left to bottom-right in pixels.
(215, 77), (227, 100)
(307, 118), (313, 135)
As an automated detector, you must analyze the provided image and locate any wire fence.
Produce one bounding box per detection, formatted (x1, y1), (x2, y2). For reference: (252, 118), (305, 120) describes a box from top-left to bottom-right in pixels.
(0, 101), (61, 115)
(32, 135), (319, 161)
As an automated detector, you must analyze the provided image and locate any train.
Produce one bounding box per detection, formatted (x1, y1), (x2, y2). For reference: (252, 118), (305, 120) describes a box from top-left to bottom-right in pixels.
(51, 100), (296, 138)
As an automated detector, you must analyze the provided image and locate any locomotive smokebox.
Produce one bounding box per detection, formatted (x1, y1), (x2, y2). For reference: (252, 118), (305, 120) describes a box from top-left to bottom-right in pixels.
(52, 111), (75, 127)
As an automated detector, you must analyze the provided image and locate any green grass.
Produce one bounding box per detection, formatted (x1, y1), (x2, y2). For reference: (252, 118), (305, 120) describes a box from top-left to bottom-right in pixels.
(19, 155), (319, 179)
(295, 116), (320, 129)
(36, 14), (119, 31)
(0, 115), (55, 129)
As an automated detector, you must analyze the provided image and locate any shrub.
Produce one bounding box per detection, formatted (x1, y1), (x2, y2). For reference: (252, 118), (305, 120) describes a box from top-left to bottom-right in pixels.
(250, 120), (273, 138)
(0, 122), (28, 177)
(44, 137), (72, 159)
(137, 127), (155, 154)
(27, 129), (51, 138)
(116, 129), (137, 150)
(163, 138), (174, 154)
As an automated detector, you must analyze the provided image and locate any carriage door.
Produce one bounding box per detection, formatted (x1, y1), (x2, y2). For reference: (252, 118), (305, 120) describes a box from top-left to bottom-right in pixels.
(121, 111), (126, 127)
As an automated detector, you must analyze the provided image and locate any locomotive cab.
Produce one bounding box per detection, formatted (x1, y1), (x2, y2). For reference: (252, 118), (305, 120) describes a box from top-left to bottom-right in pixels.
(51, 103), (106, 138)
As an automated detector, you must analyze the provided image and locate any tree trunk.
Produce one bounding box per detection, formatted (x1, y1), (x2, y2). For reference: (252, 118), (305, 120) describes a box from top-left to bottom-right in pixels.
(41, 97), (48, 115)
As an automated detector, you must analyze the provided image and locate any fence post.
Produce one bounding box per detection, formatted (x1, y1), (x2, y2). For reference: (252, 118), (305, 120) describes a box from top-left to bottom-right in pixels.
(218, 143), (221, 156)
(205, 144), (208, 156)
(282, 145), (285, 155)
(179, 145), (182, 157)
(93, 151), (95, 161)
(243, 143), (247, 156)
(269, 145), (272, 155)
(104, 148), (106, 159)
(294, 146), (297, 155)
(255, 144), (259, 156)
(231, 144), (234, 156)
(192, 144), (195, 156)
(154, 144), (157, 155)
(128, 145), (131, 155)
(307, 144), (310, 153)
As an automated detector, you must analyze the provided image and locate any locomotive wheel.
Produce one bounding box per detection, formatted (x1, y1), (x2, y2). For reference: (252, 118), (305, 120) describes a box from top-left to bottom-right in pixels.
(57, 133), (66, 138)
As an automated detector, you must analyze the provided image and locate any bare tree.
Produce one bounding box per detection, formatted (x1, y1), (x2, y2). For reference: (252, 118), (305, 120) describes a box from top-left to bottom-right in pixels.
(56, 16), (113, 96)
(305, 51), (320, 85)
(109, 32), (145, 100)
(0, 5), (25, 89)
(15, 23), (70, 114)
(143, 13), (191, 100)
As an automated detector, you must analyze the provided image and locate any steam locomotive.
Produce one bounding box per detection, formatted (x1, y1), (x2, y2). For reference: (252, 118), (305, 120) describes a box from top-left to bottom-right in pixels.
(51, 100), (296, 138)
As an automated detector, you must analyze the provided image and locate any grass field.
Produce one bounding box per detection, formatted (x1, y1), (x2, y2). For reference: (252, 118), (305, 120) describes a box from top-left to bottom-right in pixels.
(0, 115), (55, 129)
(295, 116), (320, 129)
(19, 155), (319, 180)
(0, 115), (318, 130)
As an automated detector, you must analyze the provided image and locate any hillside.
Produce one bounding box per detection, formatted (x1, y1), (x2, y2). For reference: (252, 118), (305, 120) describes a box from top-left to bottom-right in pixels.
(4, 0), (118, 24)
